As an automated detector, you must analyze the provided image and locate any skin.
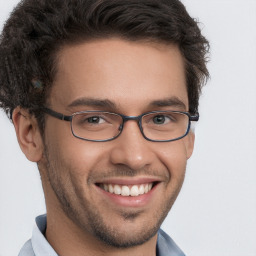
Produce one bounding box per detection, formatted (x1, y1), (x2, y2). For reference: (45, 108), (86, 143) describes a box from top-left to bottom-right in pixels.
(13, 39), (195, 256)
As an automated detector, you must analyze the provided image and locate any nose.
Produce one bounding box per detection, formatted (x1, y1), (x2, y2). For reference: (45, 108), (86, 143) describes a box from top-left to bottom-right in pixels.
(109, 120), (155, 170)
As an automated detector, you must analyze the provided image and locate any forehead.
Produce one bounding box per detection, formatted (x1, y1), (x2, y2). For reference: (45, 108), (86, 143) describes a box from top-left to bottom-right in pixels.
(50, 38), (188, 113)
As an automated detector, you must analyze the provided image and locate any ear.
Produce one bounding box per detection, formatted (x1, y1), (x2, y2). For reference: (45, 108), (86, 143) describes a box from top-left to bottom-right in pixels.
(185, 131), (195, 159)
(12, 107), (43, 162)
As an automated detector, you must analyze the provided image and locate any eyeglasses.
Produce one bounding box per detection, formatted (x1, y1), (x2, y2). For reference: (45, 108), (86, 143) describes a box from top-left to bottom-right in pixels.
(42, 107), (199, 142)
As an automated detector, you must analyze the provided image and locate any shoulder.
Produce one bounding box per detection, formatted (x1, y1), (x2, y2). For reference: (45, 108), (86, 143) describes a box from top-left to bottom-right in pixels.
(18, 239), (35, 256)
(157, 229), (186, 256)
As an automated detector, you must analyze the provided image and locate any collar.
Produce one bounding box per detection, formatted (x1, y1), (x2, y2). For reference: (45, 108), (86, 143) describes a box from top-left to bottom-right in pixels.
(31, 214), (58, 255)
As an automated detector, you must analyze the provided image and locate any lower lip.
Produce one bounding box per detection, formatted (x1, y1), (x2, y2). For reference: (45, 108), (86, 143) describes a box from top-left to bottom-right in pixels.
(95, 184), (159, 208)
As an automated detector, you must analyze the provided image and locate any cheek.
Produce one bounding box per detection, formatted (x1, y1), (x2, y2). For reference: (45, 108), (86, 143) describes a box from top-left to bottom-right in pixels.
(155, 141), (188, 178)
(45, 121), (110, 177)
(65, 142), (109, 175)
(185, 132), (195, 159)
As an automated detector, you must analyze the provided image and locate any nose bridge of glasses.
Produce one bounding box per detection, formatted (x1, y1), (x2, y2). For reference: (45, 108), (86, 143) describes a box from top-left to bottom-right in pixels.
(118, 115), (142, 131)
(122, 115), (141, 122)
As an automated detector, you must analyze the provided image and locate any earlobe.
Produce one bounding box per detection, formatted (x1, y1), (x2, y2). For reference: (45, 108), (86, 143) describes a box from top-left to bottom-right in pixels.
(12, 107), (43, 162)
(185, 131), (195, 159)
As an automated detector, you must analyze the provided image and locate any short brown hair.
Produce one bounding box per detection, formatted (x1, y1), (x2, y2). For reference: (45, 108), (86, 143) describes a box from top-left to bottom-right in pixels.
(0, 0), (210, 132)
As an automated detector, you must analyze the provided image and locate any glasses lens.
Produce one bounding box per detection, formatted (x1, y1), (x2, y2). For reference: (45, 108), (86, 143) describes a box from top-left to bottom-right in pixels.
(71, 112), (122, 141)
(142, 112), (189, 141)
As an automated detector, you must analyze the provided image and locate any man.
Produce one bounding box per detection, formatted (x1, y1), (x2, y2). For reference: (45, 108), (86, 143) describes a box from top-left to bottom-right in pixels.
(0, 0), (209, 255)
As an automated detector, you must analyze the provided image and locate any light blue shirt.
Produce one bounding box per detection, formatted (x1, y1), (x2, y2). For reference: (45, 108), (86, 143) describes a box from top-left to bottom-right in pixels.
(19, 214), (185, 256)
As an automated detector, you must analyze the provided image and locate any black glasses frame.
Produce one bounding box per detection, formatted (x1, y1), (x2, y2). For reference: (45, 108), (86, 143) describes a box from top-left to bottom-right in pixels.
(42, 107), (199, 142)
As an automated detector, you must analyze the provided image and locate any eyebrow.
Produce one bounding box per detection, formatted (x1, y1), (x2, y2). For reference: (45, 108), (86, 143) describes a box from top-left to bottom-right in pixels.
(149, 97), (187, 110)
(67, 96), (187, 111)
(68, 98), (117, 109)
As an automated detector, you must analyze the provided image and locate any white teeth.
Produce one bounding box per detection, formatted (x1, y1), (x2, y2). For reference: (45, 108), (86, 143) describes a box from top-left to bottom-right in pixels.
(121, 186), (130, 196)
(144, 184), (149, 193)
(130, 185), (139, 196)
(139, 185), (145, 195)
(109, 184), (114, 193)
(114, 184), (121, 195)
(101, 183), (154, 197)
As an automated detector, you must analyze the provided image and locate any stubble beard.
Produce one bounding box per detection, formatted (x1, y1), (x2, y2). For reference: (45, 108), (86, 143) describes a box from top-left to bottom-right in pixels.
(41, 144), (185, 249)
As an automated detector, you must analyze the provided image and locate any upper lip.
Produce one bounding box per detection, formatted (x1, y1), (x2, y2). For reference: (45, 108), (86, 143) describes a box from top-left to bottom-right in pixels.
(95, 176), (162, 185)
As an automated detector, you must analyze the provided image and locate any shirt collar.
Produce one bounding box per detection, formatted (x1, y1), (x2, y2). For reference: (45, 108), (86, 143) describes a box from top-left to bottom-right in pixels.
(32, 214), (58, 256)
(157, 229), (186, 256)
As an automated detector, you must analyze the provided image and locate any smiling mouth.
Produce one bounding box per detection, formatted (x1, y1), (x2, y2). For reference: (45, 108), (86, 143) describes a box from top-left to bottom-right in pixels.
(96, 183), (157, 197)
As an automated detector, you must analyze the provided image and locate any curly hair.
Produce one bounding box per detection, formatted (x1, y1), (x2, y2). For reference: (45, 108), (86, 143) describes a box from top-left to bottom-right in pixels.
(0, 0), (209, 132)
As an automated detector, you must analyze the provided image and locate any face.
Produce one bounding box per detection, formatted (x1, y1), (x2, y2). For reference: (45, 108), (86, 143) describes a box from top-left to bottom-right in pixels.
(40, 39), (194, 248)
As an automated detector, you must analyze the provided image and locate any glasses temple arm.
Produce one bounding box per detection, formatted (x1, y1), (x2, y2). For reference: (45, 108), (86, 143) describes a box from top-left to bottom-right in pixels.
(189, 113), (199, 122)
(42, 107), (72, 121)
